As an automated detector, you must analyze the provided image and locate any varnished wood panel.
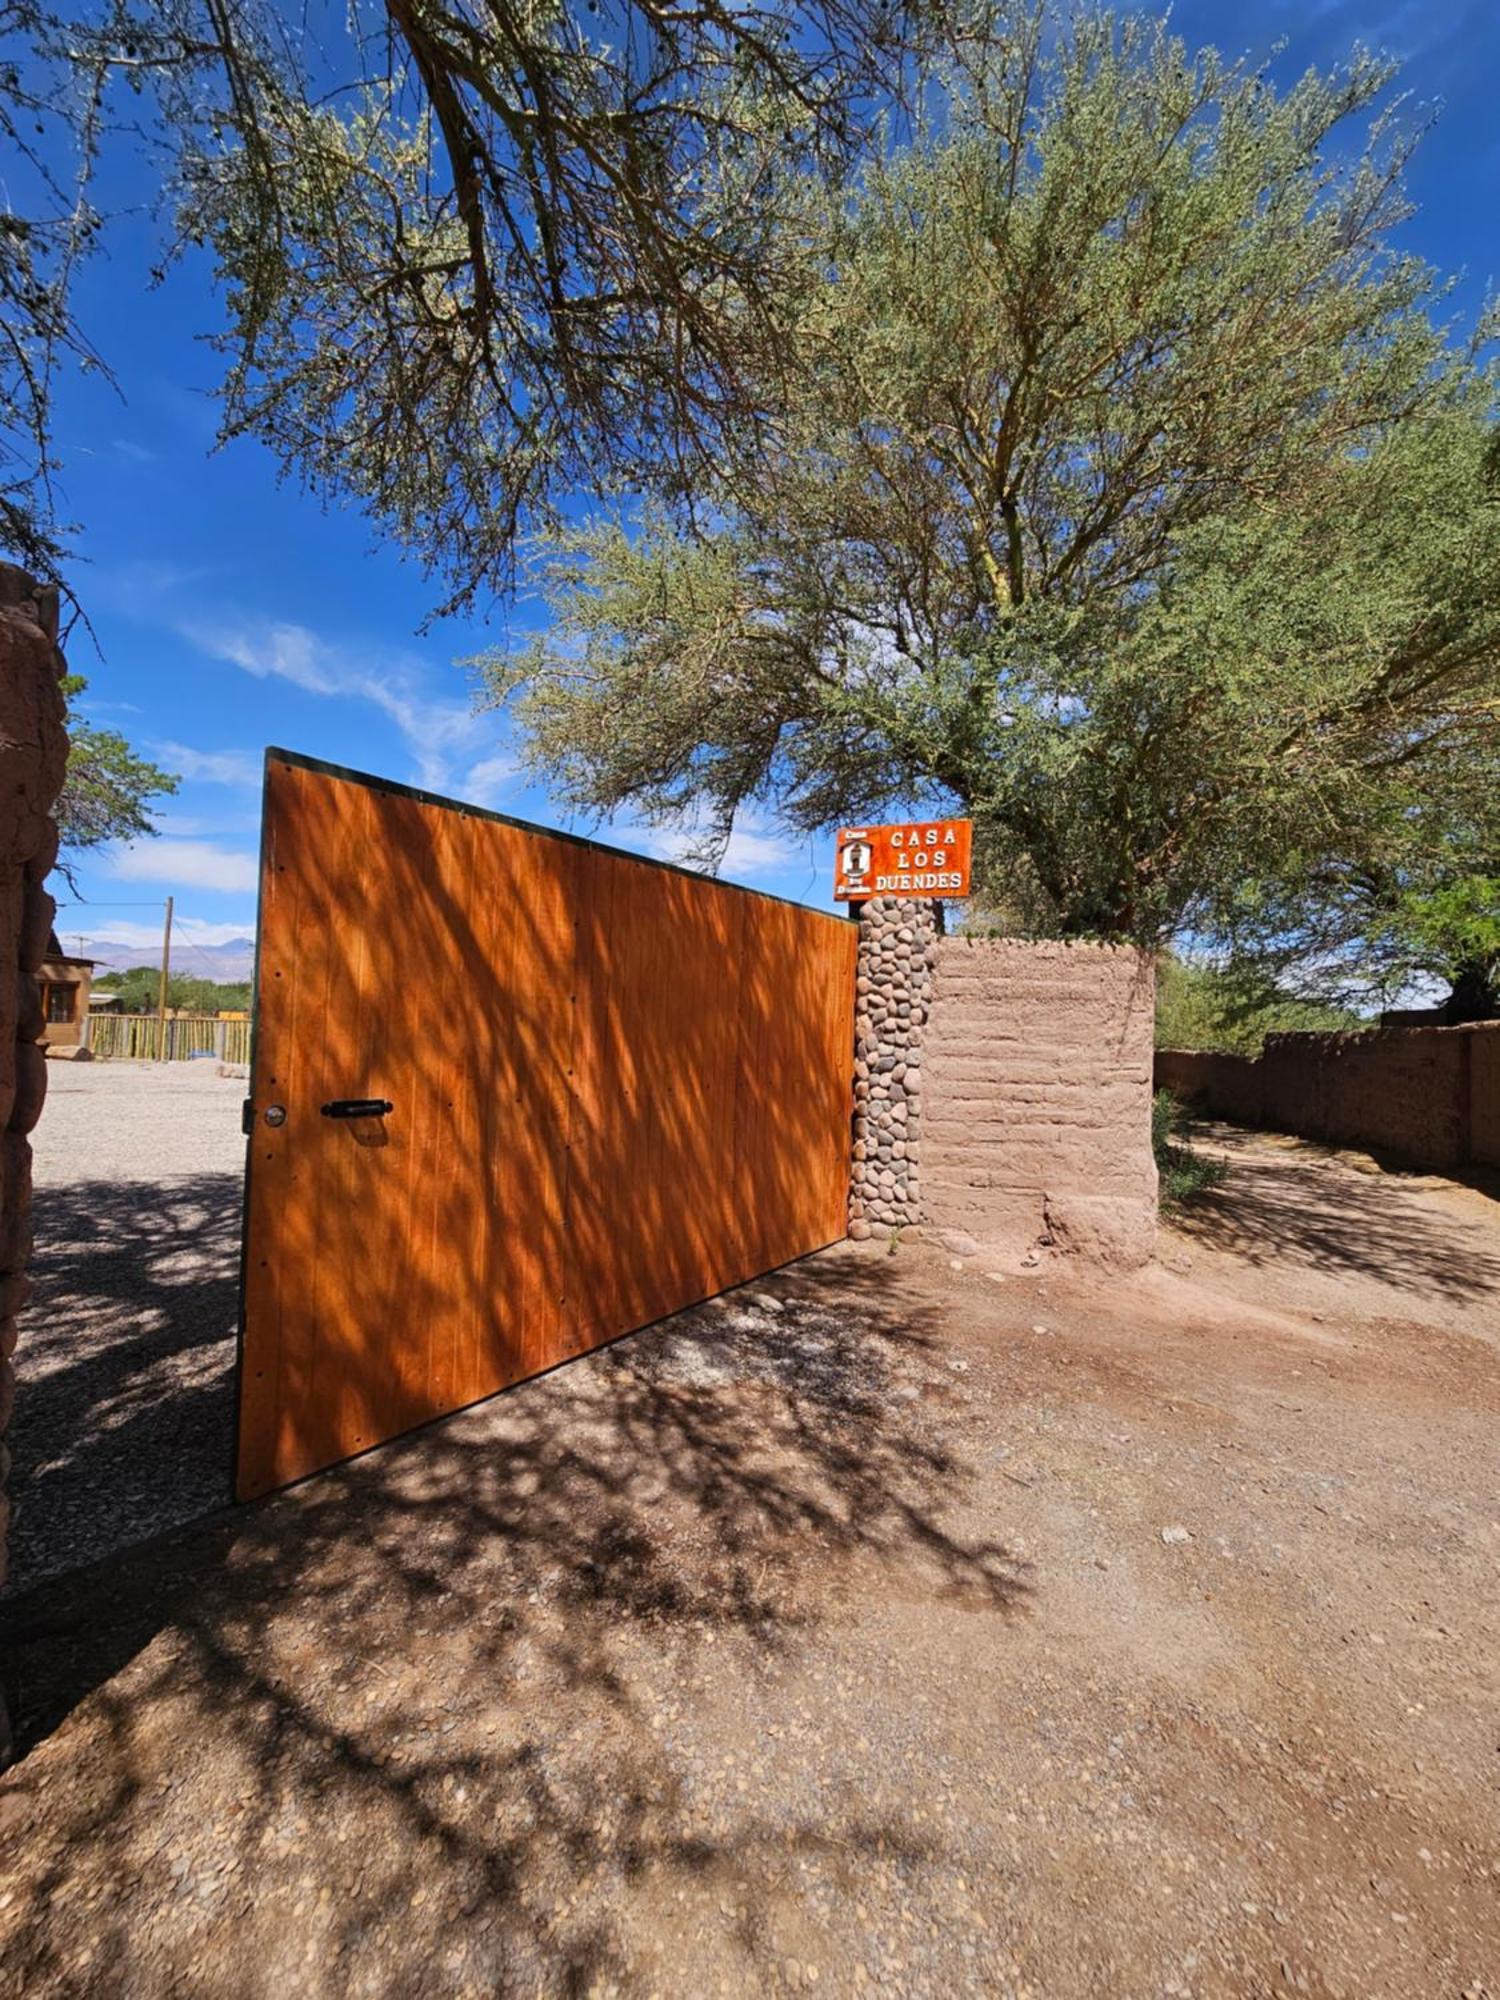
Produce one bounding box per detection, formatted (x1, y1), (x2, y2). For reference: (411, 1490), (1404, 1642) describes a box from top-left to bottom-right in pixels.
(236, 753), (857, 1498)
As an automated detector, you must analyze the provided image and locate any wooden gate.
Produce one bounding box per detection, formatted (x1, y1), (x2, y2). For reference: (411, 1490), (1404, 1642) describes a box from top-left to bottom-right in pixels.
(235, 752), (857, 1499)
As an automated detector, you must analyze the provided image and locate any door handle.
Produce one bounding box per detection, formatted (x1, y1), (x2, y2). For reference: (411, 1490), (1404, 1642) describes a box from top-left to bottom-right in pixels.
(320, 1098), (394, 1119)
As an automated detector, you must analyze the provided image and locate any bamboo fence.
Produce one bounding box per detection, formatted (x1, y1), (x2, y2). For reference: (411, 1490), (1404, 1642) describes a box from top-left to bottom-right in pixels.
(85, 1013), (251, 1065)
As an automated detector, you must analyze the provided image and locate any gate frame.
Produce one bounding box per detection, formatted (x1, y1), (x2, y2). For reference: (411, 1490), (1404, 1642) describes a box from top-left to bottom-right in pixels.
(230, 747), (858, 1500)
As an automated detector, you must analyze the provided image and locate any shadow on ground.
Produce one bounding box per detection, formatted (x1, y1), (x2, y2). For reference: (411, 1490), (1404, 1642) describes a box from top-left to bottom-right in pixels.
(6, 1172), (241, 1590)
(1, 1254), (1026, 1994)
(1173, 1130), (1500, 1304)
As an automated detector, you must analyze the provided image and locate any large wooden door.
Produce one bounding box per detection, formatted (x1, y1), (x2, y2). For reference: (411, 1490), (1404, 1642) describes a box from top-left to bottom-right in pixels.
(235, 752), (857, 1499)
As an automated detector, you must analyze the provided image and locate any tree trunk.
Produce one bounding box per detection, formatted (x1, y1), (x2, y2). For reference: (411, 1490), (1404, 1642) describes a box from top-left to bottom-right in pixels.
(1442, 962), (1499, 1025)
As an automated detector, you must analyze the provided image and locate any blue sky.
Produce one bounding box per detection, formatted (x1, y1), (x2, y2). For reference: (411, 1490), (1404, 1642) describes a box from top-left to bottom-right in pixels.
(47, 0), (1500, 974)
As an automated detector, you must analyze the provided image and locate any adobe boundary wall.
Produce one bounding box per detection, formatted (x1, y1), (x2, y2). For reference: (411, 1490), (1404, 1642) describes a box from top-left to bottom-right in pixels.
(850, 900), (1157, 1266)
(0, 566), (69, 1762)
(1156, 1024), (1500, 1172)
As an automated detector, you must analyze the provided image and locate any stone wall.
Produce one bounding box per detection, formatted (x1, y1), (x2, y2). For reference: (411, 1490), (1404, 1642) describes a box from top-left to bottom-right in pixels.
(848, 898), (937, 1233)
(0, 565), (69, 1761)
(848, 907), (1158, 1266)
(1157, 1022), (1500, 1172)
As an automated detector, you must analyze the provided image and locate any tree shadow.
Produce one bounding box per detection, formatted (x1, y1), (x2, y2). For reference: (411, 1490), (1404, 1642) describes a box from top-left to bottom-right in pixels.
(1, 1252), (1028, 1993)
(3, 765), (1031, 1990)
(1172, 1129), (1500, 1304)
(5, 1172), (240, 1591)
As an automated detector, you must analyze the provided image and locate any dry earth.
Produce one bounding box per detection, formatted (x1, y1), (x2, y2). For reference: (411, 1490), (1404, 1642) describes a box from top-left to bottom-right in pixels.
(1, 1103), (1498, 1999)
(5, 1060), (244, 1587)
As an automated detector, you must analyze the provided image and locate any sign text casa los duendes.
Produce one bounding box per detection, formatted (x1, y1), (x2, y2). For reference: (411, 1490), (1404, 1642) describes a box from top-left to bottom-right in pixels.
(834, 820), (973, 901)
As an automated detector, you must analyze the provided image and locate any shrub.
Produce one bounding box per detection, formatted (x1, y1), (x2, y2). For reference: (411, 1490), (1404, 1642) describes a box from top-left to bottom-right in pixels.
(1153, 1089), (1227, 1209)
(1156, 954), (1362, 1055)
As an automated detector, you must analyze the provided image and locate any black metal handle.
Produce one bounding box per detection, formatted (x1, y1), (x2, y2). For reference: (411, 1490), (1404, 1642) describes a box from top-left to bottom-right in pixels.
(320, 1098), (394, 1120)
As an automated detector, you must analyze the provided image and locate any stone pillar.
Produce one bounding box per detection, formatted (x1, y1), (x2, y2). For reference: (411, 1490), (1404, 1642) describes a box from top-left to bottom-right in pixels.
(0, 564), (69, 1763)
(847, 897), (937, 1239)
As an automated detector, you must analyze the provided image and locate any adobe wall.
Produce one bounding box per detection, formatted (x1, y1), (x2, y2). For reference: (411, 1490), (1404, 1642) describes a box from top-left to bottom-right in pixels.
(0, 565), (69, 1763)
(1157, 1022), (1500, 1172)
(1473, 1027), (1500, 1169)
(849, 903), (1158, 1268)
(922, 937), (1158, 1264)
(1154, 1048), (1265, 1126)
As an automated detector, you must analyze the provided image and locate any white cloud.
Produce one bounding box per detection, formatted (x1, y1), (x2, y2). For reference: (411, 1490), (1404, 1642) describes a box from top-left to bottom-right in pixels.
(110, 839), (259, 894)
(188, 618), (341, 696)
(624, 816), (808, 880)
(90, 558), (225, 615)
(721, 826), (810, 877)
(55, 917), (254, 952)
(153, 808), (262, 838)
(151, 740), (262, 788)
(178, 615), (502, 793)
(462, 751), (519, 809)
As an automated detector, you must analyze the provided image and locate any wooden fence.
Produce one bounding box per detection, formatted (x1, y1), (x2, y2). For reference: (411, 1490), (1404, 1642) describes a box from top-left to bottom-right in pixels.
(85, 1012), (251, 1065)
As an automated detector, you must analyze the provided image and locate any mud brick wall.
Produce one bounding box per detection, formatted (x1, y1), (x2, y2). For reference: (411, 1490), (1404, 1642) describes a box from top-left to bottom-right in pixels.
(1157, 1022), (1500, 1172)
(1473, 1027), (1500, 1169)
(920, 938), (1157, 1264)
(849, 914), (1157, 1265)
(0, 567), (69, 1695)
(1153, 1048), (1265, 1126)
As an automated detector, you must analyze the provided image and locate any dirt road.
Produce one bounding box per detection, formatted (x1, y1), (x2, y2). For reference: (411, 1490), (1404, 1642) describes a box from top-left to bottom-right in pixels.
(6, 1061), (244, 1588)
(1, 1127), (1497, 1997)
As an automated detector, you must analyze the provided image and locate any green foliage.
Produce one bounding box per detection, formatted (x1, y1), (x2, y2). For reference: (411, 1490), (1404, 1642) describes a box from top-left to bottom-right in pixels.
(1155, 955), (1362, 1056)
(1, 0), (951, 601)
(93, 966), (249, 1012)
(1219, 787), (1500, 1019)
(1150, 1088), (1175, 1157)
(2, 3), (1495, 984)
(0, 2), (108, 575)
(1152, 1088), (1226, 1209)
(56, 673), (176, 869)
(1380, 875), (1500, 1018)
(482, 12), (1499, 942)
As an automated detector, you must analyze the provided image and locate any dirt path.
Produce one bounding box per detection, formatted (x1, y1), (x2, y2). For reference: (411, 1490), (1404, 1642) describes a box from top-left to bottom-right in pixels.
(2, 1131), (1497, 1998)
(5, 1062), (245, 1588)
(1168, 1120), (1500, 1342)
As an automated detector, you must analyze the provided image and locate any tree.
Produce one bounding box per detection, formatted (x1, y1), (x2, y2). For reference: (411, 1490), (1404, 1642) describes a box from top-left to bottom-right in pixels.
(2, 5), (1495, 968)
(0, 2), (111, 575)
(1378, 877), (1500, 1021)
(1219, 790), (1500, 1022)
(94, 965), (249, 1011)
(56, 673), (177, 877)
(2, 0), (955, 601)
(4, 0), (942, 881)
(1154, 954), (1361, 1056)
(480, 14), (1499, 940)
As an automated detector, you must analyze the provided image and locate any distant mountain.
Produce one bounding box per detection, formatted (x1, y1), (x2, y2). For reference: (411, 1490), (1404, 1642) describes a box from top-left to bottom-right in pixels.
(85, 935), (258, 983)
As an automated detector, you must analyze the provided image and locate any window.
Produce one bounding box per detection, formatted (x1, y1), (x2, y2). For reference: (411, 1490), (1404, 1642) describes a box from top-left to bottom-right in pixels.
(45, 981), (77, 1026)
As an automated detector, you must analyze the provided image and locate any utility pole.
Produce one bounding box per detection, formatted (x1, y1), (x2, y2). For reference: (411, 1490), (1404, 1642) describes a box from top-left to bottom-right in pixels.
(157, 895), (173, 1061)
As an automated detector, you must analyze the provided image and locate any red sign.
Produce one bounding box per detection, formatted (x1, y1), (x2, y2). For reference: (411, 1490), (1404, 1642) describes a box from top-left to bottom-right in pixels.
(834, 820), (973, 901)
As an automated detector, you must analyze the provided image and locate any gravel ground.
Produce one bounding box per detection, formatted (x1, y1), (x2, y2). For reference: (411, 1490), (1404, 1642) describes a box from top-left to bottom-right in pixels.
(6, 1060), (247, 1589)
(1, 1129), (1497, 1997)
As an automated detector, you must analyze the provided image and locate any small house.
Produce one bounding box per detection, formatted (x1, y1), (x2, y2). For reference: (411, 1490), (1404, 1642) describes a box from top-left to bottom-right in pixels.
(38, 933), (97, 1055)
